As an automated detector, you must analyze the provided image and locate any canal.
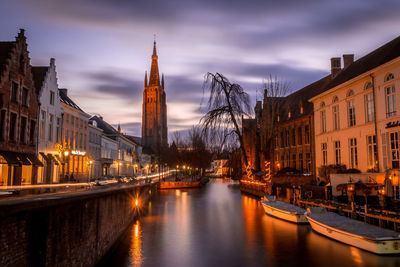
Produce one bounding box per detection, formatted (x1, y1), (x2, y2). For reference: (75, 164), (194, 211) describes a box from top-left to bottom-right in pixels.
(99, 179), (400, 267)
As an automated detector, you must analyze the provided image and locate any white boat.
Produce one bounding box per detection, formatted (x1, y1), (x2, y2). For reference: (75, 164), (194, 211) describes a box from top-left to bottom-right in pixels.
(306, 207), (400, 255)
(260, 196), (308, 224)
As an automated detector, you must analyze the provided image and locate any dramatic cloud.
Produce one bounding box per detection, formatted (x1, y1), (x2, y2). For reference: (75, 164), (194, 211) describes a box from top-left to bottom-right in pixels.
(2, 0), (400, 137)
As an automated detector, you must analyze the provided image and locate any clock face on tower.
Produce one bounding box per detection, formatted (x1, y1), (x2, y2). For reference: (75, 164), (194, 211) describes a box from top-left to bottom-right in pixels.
(142, 41), (168, 154)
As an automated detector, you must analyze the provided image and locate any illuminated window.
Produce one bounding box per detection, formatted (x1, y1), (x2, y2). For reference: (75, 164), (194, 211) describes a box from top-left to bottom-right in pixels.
(322, 143), (327, 165)
(349, 138), (358, 168)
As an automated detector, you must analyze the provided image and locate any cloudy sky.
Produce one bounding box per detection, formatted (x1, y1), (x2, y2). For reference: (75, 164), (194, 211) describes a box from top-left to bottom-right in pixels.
(1, 0), (400, 137)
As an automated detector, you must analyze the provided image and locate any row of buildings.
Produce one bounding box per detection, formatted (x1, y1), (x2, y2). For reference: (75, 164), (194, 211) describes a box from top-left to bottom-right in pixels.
(0, 29), (147, 186)
(243, 34), (400, 181)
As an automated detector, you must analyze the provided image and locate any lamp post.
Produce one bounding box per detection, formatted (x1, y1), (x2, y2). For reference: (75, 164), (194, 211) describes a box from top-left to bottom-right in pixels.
(118, 161), (122, 176)
(88, 160), (93, 184)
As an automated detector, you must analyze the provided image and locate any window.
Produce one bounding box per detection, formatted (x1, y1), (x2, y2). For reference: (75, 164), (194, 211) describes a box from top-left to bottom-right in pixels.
(306, 153), (311, 172)
(29, 120), (35, 144)
(320, 110), (326, 133)
(11, 82), (18, 102)
(280, 132), (284, 148)
(291, 154), (296, 168)
(9, 113), (17, 141)
(65, 130), (69, 147)
(56, 117), (61, 143)
(297, 127), (302, 145)
(48, 114), (54, 141)
(305, 125), (310, 144)
(365, 93), (375, 122)
(20, 116), (27, 143)
(285, 130), (289, 147)
(320, 102), (325, 108)
(332, 105), (340, 130)
(299, 153), (303, 170)
(367, 135), (377, 170)
(322, 143), (327, 165)
(0, 110), (5, 141)
(288, 109), (291, 119)
(385, 86), (396, 117)
(390, 132), (400, 169)
(349, 138), (358, 168)
(347, 90), (354, 97)
(40, 111), (46, 139)
(334, 141), (341, 165)
(299, 103), (304, 114)
(50, 91), (55, 105)
(348, 100), (356, 127)
(333, 96), (339, 103)
(22, 88), (28, 106)
(291, 128), (296, 146)
(365, 82), (373, 90)
(385, 73), (395, 82)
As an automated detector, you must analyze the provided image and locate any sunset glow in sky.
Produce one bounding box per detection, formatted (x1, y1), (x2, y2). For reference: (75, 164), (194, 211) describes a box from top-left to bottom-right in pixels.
(1, 0), (400, 137)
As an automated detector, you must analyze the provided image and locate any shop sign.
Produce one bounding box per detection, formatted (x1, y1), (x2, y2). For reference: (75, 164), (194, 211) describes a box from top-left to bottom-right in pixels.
(71, 150), (86, 156)
(386, 121), (400, 129)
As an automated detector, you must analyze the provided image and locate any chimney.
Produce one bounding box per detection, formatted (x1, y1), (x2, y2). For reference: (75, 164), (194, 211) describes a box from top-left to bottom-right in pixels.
(59, 88), (68, 96)
(330, 57), (341, 77)
(343, 54), (354, 69)
(50, 58), (55, 66)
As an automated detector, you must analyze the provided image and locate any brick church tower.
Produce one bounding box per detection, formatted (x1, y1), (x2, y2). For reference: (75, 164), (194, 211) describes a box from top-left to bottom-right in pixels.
(142, 41), (168, 154)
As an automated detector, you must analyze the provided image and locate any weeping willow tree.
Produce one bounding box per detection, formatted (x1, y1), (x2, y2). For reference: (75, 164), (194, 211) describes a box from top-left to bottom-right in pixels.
(200, 72), (252, 168)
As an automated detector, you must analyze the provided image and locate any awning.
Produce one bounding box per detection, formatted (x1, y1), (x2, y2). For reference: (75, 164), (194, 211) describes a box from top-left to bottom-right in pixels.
(47, 154), (59, 165)
(17, 153), (32, 165)
(0, 151), (21, 166)
(26, 153), (44, 167)
(54, 154), (63, 164)
(39, 152), (49, 162)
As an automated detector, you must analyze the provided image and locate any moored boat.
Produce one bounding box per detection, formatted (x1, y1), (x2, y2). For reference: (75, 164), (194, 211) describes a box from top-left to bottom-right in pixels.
(261, 196), (308, 224)
(306, 207), (400, 255)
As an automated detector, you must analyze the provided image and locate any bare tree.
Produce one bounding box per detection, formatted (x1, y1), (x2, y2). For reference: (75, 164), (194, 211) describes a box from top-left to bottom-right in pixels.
(260, 75), (290, 161)
(200, 72), (252, 168)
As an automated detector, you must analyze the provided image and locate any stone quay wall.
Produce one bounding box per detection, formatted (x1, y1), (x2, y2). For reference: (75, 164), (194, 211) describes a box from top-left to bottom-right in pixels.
(0, 183), (157, 266)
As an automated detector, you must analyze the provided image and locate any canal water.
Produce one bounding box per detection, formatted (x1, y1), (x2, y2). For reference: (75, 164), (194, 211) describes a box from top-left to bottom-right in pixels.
(99, 179), (400, 267)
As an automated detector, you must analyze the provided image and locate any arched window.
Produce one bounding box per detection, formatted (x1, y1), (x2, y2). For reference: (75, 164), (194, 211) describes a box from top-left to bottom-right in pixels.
(347, 90), (354, 97)
(320, 101), (325, 108)
(299, 102), (304, 114)
(333, 96), (339, 103)
(385, 73), (394, 82)
(364, 82), (373, 90)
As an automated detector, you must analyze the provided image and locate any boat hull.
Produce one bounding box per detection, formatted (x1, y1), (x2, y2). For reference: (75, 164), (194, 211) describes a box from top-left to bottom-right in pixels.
(261, 202), (308, 224)
(307, 215), (400, 254)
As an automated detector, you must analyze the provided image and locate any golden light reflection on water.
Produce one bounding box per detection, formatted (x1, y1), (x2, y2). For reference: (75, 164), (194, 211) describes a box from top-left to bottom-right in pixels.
(129, 221), (143, 267)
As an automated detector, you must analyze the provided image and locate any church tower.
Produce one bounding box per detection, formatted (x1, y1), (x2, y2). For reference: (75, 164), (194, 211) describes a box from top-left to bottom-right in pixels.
(142, 40), (168, 153)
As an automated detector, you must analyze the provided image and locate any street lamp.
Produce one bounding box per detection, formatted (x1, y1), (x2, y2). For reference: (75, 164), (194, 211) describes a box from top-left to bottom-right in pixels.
(118, 161), (122, 176)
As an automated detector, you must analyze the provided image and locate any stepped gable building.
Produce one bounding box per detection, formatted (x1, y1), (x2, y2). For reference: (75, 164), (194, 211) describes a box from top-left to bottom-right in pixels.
(142, 41), (168, 154)
(0, 29), (43, 186)
(32, 58), (63, 184)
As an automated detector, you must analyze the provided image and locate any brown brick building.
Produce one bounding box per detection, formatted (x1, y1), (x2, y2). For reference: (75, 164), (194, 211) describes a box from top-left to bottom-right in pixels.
(0, 29), (42, 186)
(142, 41), (168, 154)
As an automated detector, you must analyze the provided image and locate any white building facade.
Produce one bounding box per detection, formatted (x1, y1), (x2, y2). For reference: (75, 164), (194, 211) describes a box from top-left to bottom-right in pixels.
(310, 36), (400, 178)
(33, 58), (63, 183)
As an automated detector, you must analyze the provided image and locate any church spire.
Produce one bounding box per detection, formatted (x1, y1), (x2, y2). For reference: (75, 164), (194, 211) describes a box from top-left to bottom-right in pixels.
(118, 122), (121, 133)
(144, 71), (148, 87)
(161, 73), (164, 88)
(149, 40), (160, 86)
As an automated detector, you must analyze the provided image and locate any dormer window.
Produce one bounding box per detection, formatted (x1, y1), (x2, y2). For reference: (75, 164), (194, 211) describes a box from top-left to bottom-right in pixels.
(299, 102), (304, 114)
(277, 115), (280, 122)
(347, 90), (354, 97)
(385, 73), (394, 82)
(288, 108), (291, 119)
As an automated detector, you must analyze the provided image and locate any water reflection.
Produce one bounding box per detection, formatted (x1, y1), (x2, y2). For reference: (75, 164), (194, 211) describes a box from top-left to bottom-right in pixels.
(99, 179), (400, 267)
(129, 221), (143, 267)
